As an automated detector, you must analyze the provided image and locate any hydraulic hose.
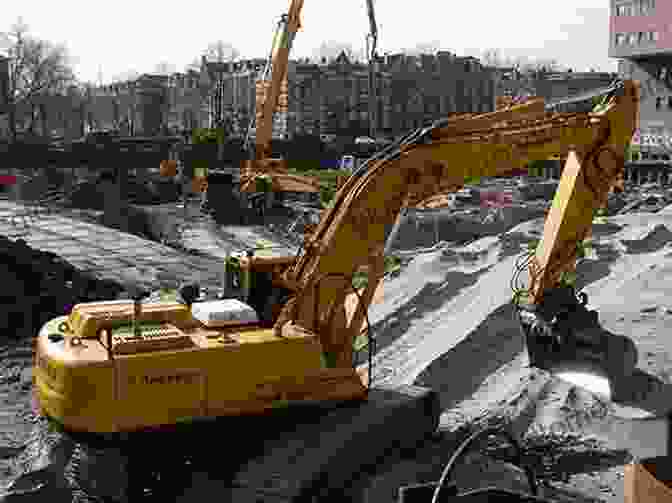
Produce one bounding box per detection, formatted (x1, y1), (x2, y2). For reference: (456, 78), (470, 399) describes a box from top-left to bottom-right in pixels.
(431, 425), (538, 503)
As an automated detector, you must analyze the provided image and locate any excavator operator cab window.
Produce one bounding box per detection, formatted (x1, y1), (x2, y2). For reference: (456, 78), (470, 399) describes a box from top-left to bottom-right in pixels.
(223, 256), (283, 326)
(224, 256), (248, 301)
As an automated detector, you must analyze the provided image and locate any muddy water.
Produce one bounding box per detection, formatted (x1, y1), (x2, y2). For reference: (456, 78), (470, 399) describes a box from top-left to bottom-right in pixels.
(0, 337), (129, 502)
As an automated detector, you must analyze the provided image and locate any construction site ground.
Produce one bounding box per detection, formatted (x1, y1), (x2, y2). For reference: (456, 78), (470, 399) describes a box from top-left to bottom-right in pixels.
(1, 179), (672, 502)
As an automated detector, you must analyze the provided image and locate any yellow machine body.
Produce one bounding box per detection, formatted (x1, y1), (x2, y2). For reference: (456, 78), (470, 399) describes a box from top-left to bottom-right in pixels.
(34, 256), (367, 434)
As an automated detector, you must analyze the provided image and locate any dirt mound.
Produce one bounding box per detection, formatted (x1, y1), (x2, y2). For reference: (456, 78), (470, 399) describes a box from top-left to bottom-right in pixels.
(388, 204), (546, 252)
(0, 236), (124, 339)
(518, 180), (559, 201)
(620, 223), (672, 254)
(65, 176), (181, 210)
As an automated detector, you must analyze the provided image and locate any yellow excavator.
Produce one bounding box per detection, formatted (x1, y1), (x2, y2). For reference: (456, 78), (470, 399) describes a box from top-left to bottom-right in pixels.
(33, 80), (639, 500)
(239, 0), (321, 194)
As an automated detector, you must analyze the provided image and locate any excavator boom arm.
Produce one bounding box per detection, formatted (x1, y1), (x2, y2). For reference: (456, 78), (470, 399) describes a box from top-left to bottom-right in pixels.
(240, 0), (322, 193)
(255, 0), (304, 159)
(274, 80), (639, 370)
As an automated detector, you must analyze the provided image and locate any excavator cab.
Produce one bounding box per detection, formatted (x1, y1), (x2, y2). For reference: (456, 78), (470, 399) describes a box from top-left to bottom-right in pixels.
(223, 249), (295, 326)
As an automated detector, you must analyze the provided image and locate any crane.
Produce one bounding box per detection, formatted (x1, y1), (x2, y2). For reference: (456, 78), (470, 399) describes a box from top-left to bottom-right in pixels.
(365, 0), (378, 140)
(240, 0), (381, 194)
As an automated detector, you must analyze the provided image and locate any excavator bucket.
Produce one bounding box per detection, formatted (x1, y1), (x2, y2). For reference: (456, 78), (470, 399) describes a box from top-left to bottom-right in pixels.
(517, 286), (639, 400)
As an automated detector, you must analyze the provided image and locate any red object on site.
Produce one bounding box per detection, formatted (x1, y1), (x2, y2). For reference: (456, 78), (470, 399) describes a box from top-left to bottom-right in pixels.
(0, 175), (17, 185)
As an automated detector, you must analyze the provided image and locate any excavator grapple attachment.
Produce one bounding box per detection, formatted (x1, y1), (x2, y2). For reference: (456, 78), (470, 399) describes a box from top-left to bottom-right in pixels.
(517, 285), (638, 398)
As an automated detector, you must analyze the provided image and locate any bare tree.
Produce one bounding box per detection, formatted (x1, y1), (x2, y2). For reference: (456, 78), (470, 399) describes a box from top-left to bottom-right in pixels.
(203, 41), (240, 63)
(0, 18), (75, 142)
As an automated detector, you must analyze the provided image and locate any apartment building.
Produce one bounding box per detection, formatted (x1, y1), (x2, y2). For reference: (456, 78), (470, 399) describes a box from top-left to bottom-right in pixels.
(89, 71), (208, 136)
(85, 49), (495, 140)
(610, 0), (672, 136)
(201, 57), (270, 135)
(284, 50), (495, 138)
(385, 52), (495, 133)
(284, 52), (392, 137)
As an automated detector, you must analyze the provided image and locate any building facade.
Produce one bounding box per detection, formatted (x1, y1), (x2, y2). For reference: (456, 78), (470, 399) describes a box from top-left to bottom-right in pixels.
(201, 57), (268, 135)
(494, 68), (616, 104)
(85, 51), (496, 140)
(88, 72), (208, 136)
(610, 0), (672, 139)
(202, 50), (496, 140)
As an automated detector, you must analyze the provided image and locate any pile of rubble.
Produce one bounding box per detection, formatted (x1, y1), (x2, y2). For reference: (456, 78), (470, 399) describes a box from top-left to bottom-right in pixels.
(65, 173), (181, 209)
(0, 236), (123, 339)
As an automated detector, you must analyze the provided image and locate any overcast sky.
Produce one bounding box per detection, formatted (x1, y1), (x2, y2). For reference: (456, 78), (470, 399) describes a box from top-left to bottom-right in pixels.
(2, 0), (615, 84)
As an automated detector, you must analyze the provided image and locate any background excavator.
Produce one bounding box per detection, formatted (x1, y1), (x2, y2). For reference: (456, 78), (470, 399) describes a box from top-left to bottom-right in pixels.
(32, 80), (640, 501)
(240, 0), (321, 196)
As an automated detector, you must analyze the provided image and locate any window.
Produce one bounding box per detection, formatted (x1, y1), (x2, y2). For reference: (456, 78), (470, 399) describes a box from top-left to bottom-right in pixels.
(668, 96), (672, 109)
(638, 32), (646, 44)
(652, 31), (659, 42)
(656, 96), (662, 109)
(639, 0), (655, 15)
(615, 2), (637, 16)
(627, 32), (637, 45)
(615, 33), (626, 46)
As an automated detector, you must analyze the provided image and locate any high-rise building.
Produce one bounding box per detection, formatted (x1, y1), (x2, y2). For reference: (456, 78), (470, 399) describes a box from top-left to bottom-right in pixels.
(610, 0), (672, 140)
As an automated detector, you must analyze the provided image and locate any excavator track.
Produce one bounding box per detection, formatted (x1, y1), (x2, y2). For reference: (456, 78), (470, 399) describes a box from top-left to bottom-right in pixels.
(228, 385), (439, 502)
(135, 384), (440, 502)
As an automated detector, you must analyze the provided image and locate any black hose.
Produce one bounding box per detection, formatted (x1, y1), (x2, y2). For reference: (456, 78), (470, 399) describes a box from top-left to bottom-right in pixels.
(431, 425), (538, 503)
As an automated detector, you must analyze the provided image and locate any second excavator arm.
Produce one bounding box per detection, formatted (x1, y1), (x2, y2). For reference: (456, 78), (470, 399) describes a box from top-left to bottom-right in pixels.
(241, 0), (320, 193)
(272, 80), (639, 376)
